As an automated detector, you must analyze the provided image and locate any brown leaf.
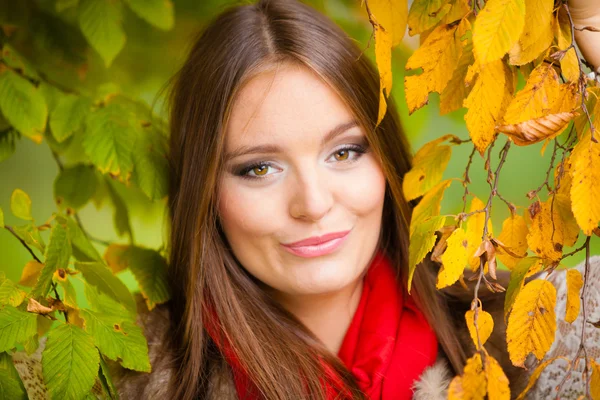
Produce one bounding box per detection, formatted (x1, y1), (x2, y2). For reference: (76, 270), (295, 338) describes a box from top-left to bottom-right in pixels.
(496, 111), (579, 145)
(431, 225), (457, 263)
(473, 239), (498, 279)
(27, 298), (53, 315)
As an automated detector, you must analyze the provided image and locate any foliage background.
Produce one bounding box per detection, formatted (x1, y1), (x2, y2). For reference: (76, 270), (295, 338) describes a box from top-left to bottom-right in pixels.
(1, 0), (597, 302)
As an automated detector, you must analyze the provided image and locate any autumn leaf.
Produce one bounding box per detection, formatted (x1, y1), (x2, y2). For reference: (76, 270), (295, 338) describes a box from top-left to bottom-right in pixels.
(410, 179), (453, 236)
(553, 6), (580, 83)
(591, 359), (600, 400)
(408, 215), (447, 293)
(404, 23), (462, 114)
(407, 0), (451, 36)
(464, 197), (493, 272)
(565, 268), (583, 323)
(472, 0), (525, 64)
(18, 260), (44, 287)
(507, 279), (557, 367)
(569, 130), (600, 235)
(464, 60), (513, 154)
(507, 0), (554, 65)
(403, 134), (458, 201)
(504, 257), (543, 319)
(375, 25), (392, 125)
(448, 352), (510, 399)
(465, 307), (494, 347)
(496, 213), (528, 269)
(438, 227), (468, 288)
(515, 357), (562, 400)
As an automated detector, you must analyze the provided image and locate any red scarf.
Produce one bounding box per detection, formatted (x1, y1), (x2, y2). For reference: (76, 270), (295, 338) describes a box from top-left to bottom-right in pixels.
(203, 250), (439, 399)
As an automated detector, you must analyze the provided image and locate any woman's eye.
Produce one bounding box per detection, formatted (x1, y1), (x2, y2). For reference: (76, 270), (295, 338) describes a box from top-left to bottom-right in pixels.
(236, 162), (278, 180)
(328, 144), (368, 163)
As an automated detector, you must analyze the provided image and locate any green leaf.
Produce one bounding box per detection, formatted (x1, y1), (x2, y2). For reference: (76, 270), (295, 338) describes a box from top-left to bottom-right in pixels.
(75, 262), (137, 316)
(0, 273), (26, 307)
(0, 306), (37, 353)
(85, 285), (132, 321)
(56, 0), (79, 12)
(123, 0), (174, 30)
(53, 164), (97, 210)
(99, 355), (118, 400)
(1, 45), (39, 80)
(0, 128), (18, 163)
(10, 189), (32, 221)
(11, 222), (46, 253)
(0, 367), (27, 399)
(132, 127), (168, 200)
(105, 178), (133, 240)
(0, 69), (47, 143)
(78, 0), (126, 67)
(50, 95), (92, 143)
(408, 215), (447, 293)
(81, 309), (150, 372)
(123, 247), (170, 310)
(83, 103), (137, 177)
(42, 323), (99, 400)
(57, 278), (77, 309)
(66, 217), (101, 262)
(38, 82), (65, 114)
(31, 219), (71, 299)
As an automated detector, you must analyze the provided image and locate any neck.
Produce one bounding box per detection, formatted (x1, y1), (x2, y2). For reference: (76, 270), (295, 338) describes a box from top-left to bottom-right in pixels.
(269, 277), (365, 355)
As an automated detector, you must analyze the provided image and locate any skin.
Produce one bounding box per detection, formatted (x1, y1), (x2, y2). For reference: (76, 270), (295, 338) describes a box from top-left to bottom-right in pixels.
(217, 62), (387, 354)
(570, 0), (600, 71)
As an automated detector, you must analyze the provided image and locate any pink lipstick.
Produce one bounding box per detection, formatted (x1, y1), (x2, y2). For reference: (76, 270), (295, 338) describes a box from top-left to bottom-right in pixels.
(281, 230), (351, 258)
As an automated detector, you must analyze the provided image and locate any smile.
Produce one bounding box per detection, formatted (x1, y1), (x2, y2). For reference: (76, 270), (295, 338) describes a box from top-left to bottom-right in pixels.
(281, 230), (351, 258)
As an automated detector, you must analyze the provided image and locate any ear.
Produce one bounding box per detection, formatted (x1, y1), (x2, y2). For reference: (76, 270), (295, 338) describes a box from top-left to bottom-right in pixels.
(411, 356), (452, 400)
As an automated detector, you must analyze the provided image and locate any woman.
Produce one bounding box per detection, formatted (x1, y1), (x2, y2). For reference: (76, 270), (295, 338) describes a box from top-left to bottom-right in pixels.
(112, 0), (600, 399)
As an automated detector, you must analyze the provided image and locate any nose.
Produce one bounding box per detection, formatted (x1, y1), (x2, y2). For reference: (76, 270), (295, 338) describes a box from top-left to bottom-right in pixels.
(288, 167), (334, 222)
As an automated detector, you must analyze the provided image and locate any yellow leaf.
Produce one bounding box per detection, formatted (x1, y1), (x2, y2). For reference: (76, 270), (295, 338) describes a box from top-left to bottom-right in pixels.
(375, 26), (393, 125)
(442, 0), (471, 24)
(570, 131), (600, 235)
(565, 268), (583, 323)
(506, 279), (557, 367)
(448, 352), (510, 400)
(574, 87), (599, 139)
(504, 256), (543, 320)
(554, 192), (580, 248)
(465, 197), (493, 271)
(18, 260), (45, 287)
(502, 64), (561, 125)
(496, 214), (528, 269)
(591, 359), (600, 400)
(403, 134), (457, 201)
(507, 0), (553, 65)
(464, 60), (512, 154)
(526, 196), (578, 263)
(515, 357), (563, 400)
(438, 227), (468, 288)
(441, 18), (475, 115)
(405, 23), (462, 114)
(368, 0), (408, 46)
(465, 308), (494, 347)
(407, 0), (451, 36)
(10, 188), (33, 221)
(554, 6), (580, 83)
(411, 179), (452, 236)
(408, 215), (447, 293)
(448, 353), (486, 400)
(472, 0), (525, 64)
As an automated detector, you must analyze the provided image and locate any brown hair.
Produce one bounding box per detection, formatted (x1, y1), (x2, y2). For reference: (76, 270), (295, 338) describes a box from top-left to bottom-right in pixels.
(165, 0), (470, 398)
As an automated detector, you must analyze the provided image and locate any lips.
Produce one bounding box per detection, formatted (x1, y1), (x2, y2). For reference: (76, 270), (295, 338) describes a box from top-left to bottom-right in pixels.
(281, 230), (351, 258)
(283, 230), (351, 247)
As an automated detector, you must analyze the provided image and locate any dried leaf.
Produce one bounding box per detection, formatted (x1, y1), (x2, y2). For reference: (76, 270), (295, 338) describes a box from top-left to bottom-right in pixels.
(497, 111), (579, 145)
(27, 298), (54, 315)
(506, 279), (557, 367)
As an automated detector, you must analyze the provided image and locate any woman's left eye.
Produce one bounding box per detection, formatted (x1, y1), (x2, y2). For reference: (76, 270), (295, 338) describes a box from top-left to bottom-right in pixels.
(327, 144), (368, 163)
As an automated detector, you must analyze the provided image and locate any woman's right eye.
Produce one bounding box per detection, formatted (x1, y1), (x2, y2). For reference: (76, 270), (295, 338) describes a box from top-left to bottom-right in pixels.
(235, 162), (277, 180)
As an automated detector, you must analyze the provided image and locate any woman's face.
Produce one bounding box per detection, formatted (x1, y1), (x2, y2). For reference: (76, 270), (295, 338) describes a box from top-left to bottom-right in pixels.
(217, 62), (386, 300)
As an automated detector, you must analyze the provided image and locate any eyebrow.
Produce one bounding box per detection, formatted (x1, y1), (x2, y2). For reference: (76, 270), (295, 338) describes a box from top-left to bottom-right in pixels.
(224, 120), (360, 162)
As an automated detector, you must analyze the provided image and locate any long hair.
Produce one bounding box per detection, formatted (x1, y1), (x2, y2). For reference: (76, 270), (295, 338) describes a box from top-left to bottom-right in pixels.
(165, 0), (469, 398)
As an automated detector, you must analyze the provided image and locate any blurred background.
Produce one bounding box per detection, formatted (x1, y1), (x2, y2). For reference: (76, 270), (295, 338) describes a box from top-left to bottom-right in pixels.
(1, 0), (596, 293)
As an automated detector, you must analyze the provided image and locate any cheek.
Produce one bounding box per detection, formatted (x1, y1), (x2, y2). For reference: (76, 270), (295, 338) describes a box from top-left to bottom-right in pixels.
(337, 156), (387, 216)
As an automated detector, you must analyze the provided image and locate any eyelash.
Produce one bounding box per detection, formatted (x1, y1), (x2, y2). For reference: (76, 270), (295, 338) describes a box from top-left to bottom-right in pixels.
(234, 144), (369, 181)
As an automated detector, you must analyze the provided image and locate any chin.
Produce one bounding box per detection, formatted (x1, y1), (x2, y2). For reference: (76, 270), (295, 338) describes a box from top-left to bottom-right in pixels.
(285, 259), (359, 296)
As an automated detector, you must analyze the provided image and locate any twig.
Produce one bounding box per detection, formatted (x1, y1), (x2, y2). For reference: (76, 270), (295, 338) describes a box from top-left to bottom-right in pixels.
(461, 146), (478, 217)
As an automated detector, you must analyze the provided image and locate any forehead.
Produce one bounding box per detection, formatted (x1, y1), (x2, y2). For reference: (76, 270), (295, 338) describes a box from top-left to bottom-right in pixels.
(224, 63), (354, 148)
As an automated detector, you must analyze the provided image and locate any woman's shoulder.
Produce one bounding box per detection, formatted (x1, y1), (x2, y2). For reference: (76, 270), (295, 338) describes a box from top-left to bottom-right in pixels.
(412, 255), (600, 399)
